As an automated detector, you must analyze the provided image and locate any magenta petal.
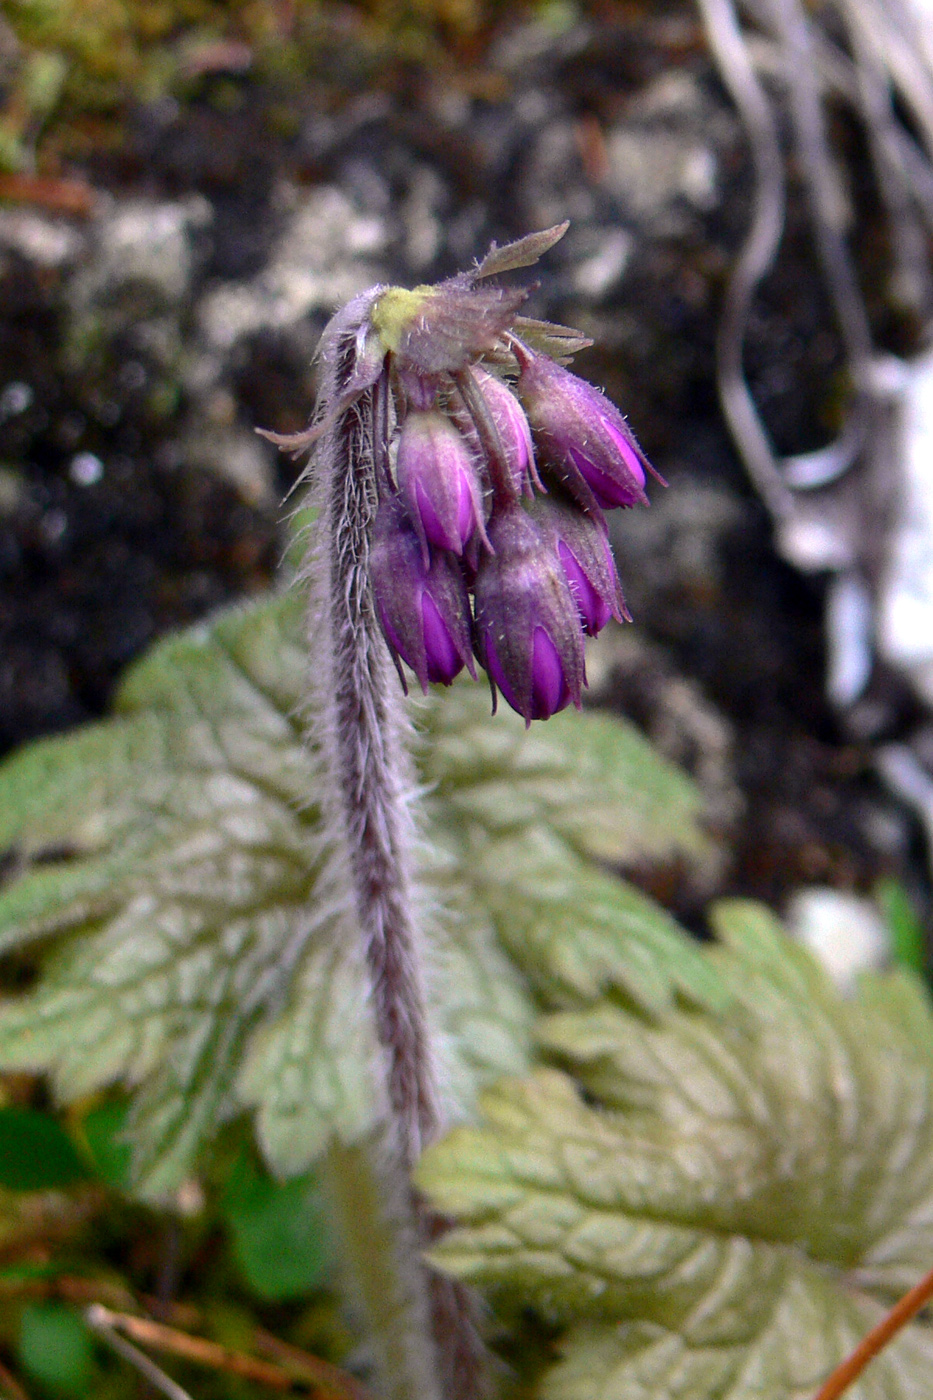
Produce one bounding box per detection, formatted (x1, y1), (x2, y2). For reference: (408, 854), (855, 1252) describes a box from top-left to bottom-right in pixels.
(558, 542), (611, 635)
(456, 469), (475, 545)
(400, 411), (480, 556)
(376, 604), (408, 664)
(568, 447), (643, 508)
(421, 592), (464, 684)
(472, 367), (536, 496)
(530, 627), (571, 719)
(415, 480), (461, 554)
(519, 355), (654, 510)
(473, 502), (586, 724)
(371, 494), (474, 693)
(603, 416), (646, 491)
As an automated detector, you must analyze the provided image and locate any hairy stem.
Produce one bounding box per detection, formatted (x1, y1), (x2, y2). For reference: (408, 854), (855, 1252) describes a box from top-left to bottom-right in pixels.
(324, 383), (439, 1164)
(324, 1141), (442, 1400)
(308, 326), (485, 1400)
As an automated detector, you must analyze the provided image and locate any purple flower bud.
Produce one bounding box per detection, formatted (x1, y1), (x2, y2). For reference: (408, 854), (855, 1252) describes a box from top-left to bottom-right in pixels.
(396, 410), (487, 563)
(473, 503), (586, 724)
(468, 366), (540, 498)
(527, 495), (629, 636)
(371, 498), (475, 692)
(517, 352), (654, 511)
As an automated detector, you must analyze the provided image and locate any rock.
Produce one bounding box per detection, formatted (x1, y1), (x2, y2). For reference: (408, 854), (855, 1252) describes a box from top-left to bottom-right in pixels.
(786, 886), (889, 991)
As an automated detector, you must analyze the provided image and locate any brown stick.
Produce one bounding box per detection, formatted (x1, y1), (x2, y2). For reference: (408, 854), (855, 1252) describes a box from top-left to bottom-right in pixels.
(1, 1278), (366, 1400)
(252, 1328), (380, 1400)
(86, 1316), (192, 1400)
(0, 1274), (136, 1312)
(86, 1307), (288, 1390)
(85, 1306), (373, 1400)
(813, 1263), (933, 1400)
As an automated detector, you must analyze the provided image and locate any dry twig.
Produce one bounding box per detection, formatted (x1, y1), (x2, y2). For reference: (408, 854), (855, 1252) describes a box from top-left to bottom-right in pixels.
(252, 1328), (380, 1400)
(85, 1304), (377, 1400)
(812, 1262), (933, 1399)
(86, 1307), (192, 1400)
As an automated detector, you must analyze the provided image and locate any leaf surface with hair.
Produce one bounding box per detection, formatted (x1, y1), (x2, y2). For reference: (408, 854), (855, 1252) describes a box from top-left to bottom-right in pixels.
(417, 900), (933, 1400)
(0, 591), (711, 1193)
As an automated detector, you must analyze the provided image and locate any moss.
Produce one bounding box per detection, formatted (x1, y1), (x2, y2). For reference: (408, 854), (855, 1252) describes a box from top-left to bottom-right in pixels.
(1, 0), (548, 171)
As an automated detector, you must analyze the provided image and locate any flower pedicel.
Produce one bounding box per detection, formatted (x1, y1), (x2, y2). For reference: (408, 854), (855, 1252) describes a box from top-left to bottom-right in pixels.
(262, 222), (662, 724)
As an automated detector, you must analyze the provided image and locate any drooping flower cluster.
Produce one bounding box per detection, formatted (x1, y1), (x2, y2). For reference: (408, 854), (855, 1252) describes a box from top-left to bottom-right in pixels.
(265, 225), (661, 724)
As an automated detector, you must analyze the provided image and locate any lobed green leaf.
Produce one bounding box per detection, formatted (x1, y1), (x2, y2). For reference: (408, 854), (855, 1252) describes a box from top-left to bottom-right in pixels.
(440, 826), (722, 1017)
(221, 1149), (331, 1301)
(417, 904), (933, 1399)
(0, 590), (710, 1195)
(415, 676), (710, 870)
(18, 1303), (94, 1397)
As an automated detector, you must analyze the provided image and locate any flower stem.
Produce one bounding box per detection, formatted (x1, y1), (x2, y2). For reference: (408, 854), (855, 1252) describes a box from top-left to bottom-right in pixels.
(323, 383), (439, 1162)
(310, 335), (485, 1400)
(323, 1141), (442, 1400)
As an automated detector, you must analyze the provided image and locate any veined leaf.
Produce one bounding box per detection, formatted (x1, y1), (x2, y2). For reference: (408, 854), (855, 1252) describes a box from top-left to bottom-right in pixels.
(417, 675), (720, 1020)
(417, 901), (933, 1400)
(235, 929), (380, 1178)
(0, 590), (709, 1194)
(439, 827), (723, 1017)
(415, 677), (710, 870)
(875, 877), (927, 978)
(0, 594), (336, 1199)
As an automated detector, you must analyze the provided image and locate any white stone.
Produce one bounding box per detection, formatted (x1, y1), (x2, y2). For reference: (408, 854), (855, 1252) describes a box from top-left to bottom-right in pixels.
(75, 196), (211, 306)
(0, 209), (84, 267)
(573, 230), (634, 297)
(877, 345), (933, 703)
(198, 184), (385, 351)
(786, 887), (889, 991)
